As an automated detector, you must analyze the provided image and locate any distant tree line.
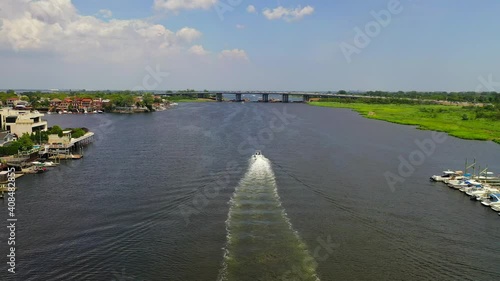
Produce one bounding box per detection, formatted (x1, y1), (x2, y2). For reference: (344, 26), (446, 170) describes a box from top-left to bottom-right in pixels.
(0, 89), (215, 111)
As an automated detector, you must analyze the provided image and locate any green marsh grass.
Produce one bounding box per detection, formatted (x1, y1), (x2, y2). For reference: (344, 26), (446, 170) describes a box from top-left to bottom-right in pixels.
(309, 102), (500, 144)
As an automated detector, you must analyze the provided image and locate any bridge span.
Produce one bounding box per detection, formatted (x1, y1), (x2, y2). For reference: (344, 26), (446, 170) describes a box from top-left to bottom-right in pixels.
(160, 91), (363, 102)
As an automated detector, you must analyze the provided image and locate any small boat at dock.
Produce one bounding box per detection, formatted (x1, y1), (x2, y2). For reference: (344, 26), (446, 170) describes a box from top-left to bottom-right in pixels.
(481, 193), (500, 206)
(431, 170), (463, 182)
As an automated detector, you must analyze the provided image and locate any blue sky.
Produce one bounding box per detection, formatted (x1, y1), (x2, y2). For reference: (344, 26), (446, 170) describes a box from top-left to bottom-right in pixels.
(1, 0), (500, 91)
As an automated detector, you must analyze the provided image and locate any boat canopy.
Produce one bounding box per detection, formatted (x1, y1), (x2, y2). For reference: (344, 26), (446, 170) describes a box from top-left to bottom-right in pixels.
(490, 194), (500, 200)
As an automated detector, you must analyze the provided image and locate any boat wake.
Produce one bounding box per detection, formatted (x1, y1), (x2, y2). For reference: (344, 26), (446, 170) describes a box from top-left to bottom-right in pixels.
(218, 154), (319, 281)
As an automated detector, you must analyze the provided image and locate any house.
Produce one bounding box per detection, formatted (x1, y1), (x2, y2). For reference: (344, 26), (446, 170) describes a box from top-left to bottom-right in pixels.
(48, 130), (72, 145)
(0, 108), (48, 136)
(6, 97), (19, 107)
(0, 131), (17, 147)
(81, 98), (93, 109)
(50, 98), (62, 107)
(58, 98), (72, 111)
(13, 100), (29, 109)
(71, 98), (82, 110)
(92, 99), (103, 110)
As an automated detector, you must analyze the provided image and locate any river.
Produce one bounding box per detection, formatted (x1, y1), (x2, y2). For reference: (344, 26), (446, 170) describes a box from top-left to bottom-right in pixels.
(1, 103), (499, 280)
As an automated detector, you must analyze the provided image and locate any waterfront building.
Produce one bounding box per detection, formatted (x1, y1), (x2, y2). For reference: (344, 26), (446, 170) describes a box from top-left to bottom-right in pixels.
(0, 108), (48, 136)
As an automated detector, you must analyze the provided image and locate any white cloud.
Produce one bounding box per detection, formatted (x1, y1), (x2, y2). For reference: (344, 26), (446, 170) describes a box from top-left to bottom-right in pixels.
(236, 24), (245, 29)
(97, 9), (113, 19)
(219, 49), (249, 61)
(246, 5), (256, 14)
(189, 45), (209, 55)
(0, 0), (203, 62)
(176, 27), (202, 42)
(154, 0), (217, 12)
(262, 5), (314, 22)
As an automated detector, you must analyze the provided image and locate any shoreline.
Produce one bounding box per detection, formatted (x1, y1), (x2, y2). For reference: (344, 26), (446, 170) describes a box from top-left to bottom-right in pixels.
(309, 102), (500, 145)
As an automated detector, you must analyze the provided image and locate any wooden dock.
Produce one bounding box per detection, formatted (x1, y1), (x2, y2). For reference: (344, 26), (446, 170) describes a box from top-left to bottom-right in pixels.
(49, 154), (83, 160)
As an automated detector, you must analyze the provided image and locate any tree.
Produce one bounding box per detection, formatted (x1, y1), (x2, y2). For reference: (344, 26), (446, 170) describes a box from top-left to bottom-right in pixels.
(71, 128), (85, 138)
(142, 93), (154, 111)
(18, 133), (34, 151)
(49, 125), (64, 137)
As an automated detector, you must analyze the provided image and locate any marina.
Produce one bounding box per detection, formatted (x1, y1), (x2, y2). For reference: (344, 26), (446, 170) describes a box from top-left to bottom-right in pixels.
(431, 159), (500, 216)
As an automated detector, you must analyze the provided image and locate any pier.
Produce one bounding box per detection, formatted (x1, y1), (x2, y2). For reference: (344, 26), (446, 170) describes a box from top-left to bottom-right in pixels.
(40, 132), (94, 160)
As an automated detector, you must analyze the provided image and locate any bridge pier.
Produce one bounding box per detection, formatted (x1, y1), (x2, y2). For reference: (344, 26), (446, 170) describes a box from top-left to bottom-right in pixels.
(282, 94), (289, 103)
(216, 93), (223, 102)
(303, 95), (310, 102)
(235, 93), (242, 102)
(262, 94), (269, 102)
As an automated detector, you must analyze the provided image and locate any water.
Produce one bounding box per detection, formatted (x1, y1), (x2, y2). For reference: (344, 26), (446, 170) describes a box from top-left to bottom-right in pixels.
(1, 103), (499, 281)
(219, 156), (318, 281)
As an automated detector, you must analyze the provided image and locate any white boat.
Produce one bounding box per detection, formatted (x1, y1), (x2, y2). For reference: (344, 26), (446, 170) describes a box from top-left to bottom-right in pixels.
(31, 161), (58, 167)
(475, 172), (498, 180)
(448, 180), (470, 189)
(481, 193), (500, 206)
(491, 204), (500, 212)
(431, 170), (462, 182)
(474, 189), (500, 201)
(253, 150), (262, 159)
(458, 180), (482, 192)
(467, 186), (497, 198)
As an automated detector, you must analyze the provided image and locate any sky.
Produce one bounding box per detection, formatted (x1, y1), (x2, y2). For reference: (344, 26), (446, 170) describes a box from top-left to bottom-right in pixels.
(0, 0), (500, 92)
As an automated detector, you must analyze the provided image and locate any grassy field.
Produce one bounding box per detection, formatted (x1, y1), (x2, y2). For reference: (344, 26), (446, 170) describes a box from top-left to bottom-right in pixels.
(309, 102), (500, 145)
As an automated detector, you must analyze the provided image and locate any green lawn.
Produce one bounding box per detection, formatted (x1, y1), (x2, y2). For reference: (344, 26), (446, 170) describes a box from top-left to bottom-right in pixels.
(309, 102), (500, 145)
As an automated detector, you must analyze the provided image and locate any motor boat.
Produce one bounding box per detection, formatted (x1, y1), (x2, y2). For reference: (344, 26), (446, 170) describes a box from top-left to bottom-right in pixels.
(467, 186), (497, 199)
(431, 170), (462, 182)
(458, 180), (482, 192)
(43, 161), (58, 167)
(448, 180), (470, 189)
(481, 193), (500, 206)
(253, 150), (262, 159)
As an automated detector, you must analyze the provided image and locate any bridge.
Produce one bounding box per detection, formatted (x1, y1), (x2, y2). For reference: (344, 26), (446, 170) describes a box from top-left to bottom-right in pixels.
(159, 91), (365, 102)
